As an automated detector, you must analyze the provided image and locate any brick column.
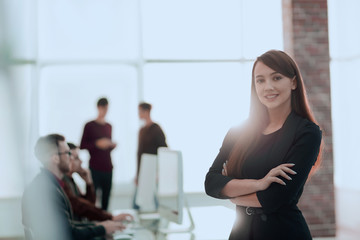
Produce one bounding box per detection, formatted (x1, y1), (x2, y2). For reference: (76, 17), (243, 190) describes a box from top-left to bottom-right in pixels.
(282, 0), (335, 237)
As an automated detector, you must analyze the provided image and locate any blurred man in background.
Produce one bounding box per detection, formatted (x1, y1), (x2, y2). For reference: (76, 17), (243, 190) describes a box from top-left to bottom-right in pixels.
(80, 97), (117, 210)
(133, 102), (167, 209)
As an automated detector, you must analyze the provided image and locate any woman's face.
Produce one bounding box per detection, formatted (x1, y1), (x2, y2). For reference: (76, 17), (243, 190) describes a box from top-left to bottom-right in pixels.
(254, 61), (296, 111)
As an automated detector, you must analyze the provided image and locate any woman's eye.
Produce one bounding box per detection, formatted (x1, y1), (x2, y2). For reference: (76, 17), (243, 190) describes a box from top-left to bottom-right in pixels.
(256, 79), (264, 83)
(274, 76), (282, 81)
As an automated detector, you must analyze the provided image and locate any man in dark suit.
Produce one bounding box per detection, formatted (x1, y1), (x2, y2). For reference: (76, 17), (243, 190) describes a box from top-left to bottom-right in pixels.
(22, 134), (125, 240)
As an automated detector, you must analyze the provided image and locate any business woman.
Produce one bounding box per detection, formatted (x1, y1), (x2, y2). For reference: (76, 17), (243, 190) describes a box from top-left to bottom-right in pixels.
(205, 50), (322, 240)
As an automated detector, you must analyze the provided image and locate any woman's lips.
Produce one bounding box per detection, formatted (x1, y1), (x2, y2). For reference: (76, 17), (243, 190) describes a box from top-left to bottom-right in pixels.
(265, 94), (279, 100)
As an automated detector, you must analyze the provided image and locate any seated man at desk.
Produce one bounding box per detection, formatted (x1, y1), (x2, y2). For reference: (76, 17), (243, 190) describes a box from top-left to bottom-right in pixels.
(22, 134), (125, 240)
(64, 142), (133, 222)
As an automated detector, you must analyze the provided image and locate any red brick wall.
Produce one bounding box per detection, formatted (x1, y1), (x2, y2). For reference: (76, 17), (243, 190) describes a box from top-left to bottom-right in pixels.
(282, 0), (336, 237)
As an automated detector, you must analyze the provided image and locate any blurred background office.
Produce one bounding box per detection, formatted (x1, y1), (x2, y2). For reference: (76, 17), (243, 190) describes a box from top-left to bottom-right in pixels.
(0, 0), (359, 239)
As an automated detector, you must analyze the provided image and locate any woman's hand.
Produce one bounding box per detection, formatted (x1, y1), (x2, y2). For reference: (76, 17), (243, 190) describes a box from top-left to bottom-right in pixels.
(95, 138), (114, 150)
(257, 163), (297, 191)
(112, 213), (134, 222)
(78, 168), (93, 184)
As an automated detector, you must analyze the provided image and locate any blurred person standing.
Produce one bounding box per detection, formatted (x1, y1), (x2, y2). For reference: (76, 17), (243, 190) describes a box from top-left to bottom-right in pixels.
(80, 97), (117, 210)
(133, 102), (167, 209)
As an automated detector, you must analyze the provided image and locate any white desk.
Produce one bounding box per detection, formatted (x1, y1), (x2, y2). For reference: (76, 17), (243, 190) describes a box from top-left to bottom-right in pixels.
(112, 205), (235, 240)
(113, 229), (155, 240)
(165, 205), (235, 240)
(112, 209), (158, 240)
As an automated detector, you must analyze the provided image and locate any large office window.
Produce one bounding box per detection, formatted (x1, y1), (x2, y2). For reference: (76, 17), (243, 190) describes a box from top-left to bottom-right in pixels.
(3, 0), (283, 196)
(143, 62), (252, 191)
(328, 0), (360, 190)
(142, 0), (283, 59)
(0, 0), (36, 197)
(35, 0), (141, 185)
(141, 0), (283, 192)
(38, 65), (139, 183)
(38, 0), (139, 60)
(0, 74), (27, 197)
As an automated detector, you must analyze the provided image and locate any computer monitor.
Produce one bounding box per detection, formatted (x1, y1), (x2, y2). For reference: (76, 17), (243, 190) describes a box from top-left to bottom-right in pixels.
(135, 153), (158, 213)
(157, 147), (183, 224)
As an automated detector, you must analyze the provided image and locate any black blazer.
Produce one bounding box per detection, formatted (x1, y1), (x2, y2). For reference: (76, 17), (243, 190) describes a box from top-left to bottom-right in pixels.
(205, 111), (322, 240)
(22, 168), (105, 240)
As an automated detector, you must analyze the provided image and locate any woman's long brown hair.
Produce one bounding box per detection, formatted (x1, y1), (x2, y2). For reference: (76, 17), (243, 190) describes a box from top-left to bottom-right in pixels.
(226, 50), (322, 178)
